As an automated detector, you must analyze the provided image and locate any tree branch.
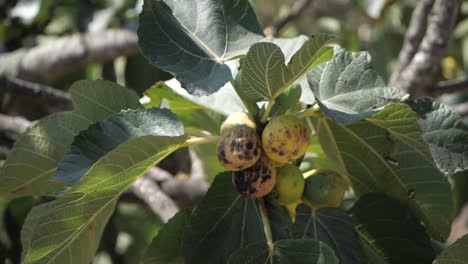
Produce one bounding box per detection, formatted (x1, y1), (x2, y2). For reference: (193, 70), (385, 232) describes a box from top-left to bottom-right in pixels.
(431, 77), (468, 96)
(389, 0), (461, 98)
(130, 174), (179, 223)
(265, 0), (314, 37)
(0, 75), (73, 112)
(453, 102), (468, 117)
(0, 29), (139, 83)
(0, 114), (31, 140)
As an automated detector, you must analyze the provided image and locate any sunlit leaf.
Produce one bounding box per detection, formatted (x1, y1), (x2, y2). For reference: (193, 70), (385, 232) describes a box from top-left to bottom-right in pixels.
(0, 80), (141, 199)
(55, 108), (184, 184)
(21, 134), (186, 264)
(307, 51), (406, 124)
(240, 35), (334, 102)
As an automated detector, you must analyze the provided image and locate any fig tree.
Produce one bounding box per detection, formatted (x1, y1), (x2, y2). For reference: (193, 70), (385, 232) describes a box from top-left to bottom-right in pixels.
(262, 115), (310, 164)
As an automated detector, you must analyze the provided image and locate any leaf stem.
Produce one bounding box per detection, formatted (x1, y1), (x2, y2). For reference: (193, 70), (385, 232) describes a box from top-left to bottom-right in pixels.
(261, 100), (275, 123)
(184, 136), (220, 146)
(303, 169), (319, 178)
(297, 103), (320, 119)
(258, 197), (274, 264)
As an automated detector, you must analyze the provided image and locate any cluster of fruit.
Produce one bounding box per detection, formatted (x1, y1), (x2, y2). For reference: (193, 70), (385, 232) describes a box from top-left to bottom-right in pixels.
(216, 112), (346, 209)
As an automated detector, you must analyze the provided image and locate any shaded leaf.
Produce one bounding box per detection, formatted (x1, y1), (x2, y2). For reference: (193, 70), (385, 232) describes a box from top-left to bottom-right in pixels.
(0, 80), (141, 199)
(241, 35), (334, 102)
(55, 108), (184, 184)
(312, 104), (453, 240)
(138, 0), (264, 95)
(228, 239), (339, 264)
(265, 195), (292, 241)
(307, 51), (405, 124)
(21, 134), (187, 264)
(410, 98), (468, 175)
(349, 193), (436, 264)
(292, 204), (362, 264)
(142, 209), (191, 264)
(184, 172), (265, 263)
(433, 234), (468, 264)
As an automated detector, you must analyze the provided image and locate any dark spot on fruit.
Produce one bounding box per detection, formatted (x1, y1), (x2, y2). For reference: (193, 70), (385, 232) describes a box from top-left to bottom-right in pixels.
(261, 173), (271, 183)
(279, 151), (285, 156)
(254, 149), (258, 156)
(292, 150), (299, 155)
(272, 147), (278, 153)
(246, 141), (253, 150)
(285, 130), (291, 138)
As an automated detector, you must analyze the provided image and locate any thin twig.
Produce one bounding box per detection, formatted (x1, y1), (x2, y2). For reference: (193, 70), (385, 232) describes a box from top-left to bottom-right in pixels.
(432, 77), (468, 96)
(389, 0), (461, 98)
(265, 0), (314, 37)
(0, 75), (73, 111)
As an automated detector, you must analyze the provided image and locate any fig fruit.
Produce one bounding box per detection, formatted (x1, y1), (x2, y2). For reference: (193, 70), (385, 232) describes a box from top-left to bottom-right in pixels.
(217, 125), (261, 171)
(232, 155), (276, 198)
(302, 169), (347, 210)
(220, 112), (256, 135)
(262, 115), (310, 164)
(272, 164), (305, 205)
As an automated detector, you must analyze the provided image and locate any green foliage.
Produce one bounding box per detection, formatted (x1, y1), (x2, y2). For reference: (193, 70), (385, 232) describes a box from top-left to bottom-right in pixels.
(292, 205), (362, 264)
(311, 103), (454, 240)
(55, 108), (184, 184)
(142, 209), (190, 264)
(21, 135), (186, 264)
(410, 98), (468, 175)
(433, 234), (468, 264)
(228, 239), (339, 264)
(350, 193), (436, 264)
(2, 1), (467, 263)
(0, 80), (141, 199)
(240, 35), (334, 102)
(138, 0), (264, 95)
(184, 172), (265, 263)
(307, 51), (406, 124)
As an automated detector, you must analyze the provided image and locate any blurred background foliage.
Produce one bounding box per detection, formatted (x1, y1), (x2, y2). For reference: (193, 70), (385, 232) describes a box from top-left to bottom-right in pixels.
(1, 0), (468, 263)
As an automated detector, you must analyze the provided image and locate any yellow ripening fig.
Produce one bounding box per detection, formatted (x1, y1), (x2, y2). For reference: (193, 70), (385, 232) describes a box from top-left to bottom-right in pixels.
(220, 112), (256, 135)
(262, 115), (310, 164)
(232, 155), (276, 198)
(217, 125), (261, 171)
(302, 169), (347, 210)
(272, 164), (305, 205)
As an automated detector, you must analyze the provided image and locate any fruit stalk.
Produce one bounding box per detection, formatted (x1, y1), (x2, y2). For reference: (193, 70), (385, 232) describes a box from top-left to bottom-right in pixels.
(258, 197), (274, 264)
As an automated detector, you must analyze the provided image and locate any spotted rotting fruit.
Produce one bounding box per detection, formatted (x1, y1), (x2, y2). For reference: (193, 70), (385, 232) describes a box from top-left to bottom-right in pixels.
(261, 115), (310, 164)
(217, 113), (261, 171)
(232, 155), (276, 198)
